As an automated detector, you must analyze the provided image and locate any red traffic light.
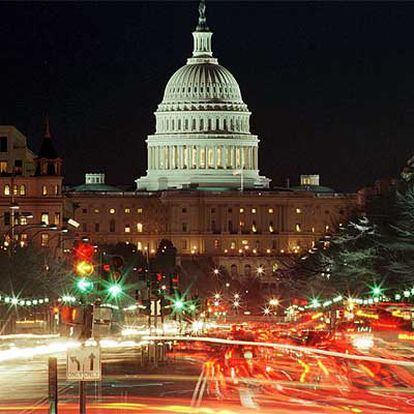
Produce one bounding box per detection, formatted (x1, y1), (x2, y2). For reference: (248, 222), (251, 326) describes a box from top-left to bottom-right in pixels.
(73, 243), (95, 261)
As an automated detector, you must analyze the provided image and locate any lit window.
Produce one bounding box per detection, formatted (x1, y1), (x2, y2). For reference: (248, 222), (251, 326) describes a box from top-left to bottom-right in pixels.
(239, 220), (245, 228)
(252, 221), (257, 233)
(296, 208), (301, 214)
(0, 161), (7, 173)
(311, 227), (315, 233)
(4, 185), (10, 195)
(137, 241), (142, 251)
(230, 241), (236, 250)
(269, 222), (274, 233)
(94, 208), (100, 213)
(251, 208), (256, 214)
(109, 208), (116, 214)
(137, 208), (143, 214)
(20, 216), (27, 225)
(242, 240), (248, 245)
(13, 185), (18, 195)
(239, 208), (244, 213)
(325, 225), (330, 232)
(125, 225), (131, 233)
(137, 223), (143, 233)
(19, 185), (26, 196)
(268, 208), (274, 214)
(42, 185), (47, 196)
(54, 212), (60, 225)
(41, 233), (49, 247)
(295, 223), (301, 232)
(20, 233), (28, 245)
(54, 185), (59, 195)
(214, 239), (220, 249)
(124, 208), (131, 214)
(41, 213), (49, 225)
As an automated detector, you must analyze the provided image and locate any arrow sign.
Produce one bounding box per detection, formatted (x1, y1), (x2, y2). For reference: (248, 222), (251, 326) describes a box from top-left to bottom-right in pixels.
(67, 346), (101, 381)
(88, 352), (96, 371)
(70, 356), (81, 371)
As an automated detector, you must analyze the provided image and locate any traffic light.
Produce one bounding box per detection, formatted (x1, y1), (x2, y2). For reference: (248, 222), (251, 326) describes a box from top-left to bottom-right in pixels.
(73, 242), (95, 277)
(107, 283), (123, 298)
(169, 273), (179, 294)
(101, 255), (124, 282)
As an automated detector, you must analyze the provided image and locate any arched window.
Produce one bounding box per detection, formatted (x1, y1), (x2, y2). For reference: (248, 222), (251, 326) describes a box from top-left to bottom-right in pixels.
(19, 185), (26, 196)
(4, 185), (10, 196)
(137, 223), (143, 233)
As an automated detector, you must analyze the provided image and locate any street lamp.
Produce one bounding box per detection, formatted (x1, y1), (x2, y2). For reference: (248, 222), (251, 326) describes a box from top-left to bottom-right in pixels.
(269, 298), (279, 307)
(256, 266), (264, 276)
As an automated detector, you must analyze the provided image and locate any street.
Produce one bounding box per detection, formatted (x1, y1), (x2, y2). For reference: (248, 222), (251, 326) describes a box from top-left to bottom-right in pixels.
(1, 320), (414, 413)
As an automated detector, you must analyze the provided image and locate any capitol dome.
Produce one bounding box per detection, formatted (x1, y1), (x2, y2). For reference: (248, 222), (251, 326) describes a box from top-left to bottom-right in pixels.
(136, 1), (270, 191)
(161, 63), (243, 105)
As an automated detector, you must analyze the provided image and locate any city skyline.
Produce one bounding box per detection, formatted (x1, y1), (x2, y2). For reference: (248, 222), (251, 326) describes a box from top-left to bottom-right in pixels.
(1, 1), (414, 191)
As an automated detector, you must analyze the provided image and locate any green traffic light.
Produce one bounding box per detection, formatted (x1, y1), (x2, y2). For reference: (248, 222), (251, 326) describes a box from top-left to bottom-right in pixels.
(173, 299), (184, 311)
(108, 284), (123, 298)
(371, 285), (382, 297)
(76, 278), (93, 293)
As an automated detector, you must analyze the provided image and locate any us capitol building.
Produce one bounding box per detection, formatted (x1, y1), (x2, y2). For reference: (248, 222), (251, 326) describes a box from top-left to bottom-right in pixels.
(137, 1), (269, 191)
(0, 2), (357, 284)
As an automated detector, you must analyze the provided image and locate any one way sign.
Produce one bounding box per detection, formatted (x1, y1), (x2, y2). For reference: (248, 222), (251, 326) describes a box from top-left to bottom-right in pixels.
(67, 346), (101, 381)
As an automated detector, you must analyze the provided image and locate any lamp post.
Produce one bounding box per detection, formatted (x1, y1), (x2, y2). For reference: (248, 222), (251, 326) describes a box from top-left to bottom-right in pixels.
(232, 169), (244, 192)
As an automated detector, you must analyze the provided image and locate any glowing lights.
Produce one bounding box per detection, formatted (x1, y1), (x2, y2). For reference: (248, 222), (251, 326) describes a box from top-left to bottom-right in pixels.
(107, 283), (123, 298)
(256, 266), (264, 275)
(75, 261), (94, 277)
(213, 268), (220, 275)
(371, 285), (383, 297)
(269, 298), (279, 307)
(76, 278), (93, 293)
(311, 298), (320, 308)
(352, 334), (374, 351)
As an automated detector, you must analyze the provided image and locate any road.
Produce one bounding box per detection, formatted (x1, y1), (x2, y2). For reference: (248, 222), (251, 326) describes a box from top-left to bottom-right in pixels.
(1, 321), (414, 413)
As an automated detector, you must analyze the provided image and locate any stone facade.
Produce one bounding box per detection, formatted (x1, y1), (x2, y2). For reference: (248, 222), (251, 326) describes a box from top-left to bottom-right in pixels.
(66, 180), (357, 258)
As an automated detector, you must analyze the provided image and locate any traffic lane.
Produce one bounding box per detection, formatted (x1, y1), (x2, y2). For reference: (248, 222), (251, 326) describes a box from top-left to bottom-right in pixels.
(0, 346), (205, 411)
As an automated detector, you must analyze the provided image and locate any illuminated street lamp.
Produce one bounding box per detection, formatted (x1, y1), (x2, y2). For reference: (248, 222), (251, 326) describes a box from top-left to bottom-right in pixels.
(256, 266), (264, 275)
(234, 293), (240, 300)
(213, 268), (220, 276)
(214, 293), (221, 300)
(269, 298), (279, 307)
(263, 306), (271, 316)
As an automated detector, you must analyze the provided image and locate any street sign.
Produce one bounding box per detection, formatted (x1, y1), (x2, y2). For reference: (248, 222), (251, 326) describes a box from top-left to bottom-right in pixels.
(67, 346), (101, 381)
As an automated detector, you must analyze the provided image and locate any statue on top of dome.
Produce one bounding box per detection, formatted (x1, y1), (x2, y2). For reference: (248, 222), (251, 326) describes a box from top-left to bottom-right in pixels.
(196, 0), (209, 31)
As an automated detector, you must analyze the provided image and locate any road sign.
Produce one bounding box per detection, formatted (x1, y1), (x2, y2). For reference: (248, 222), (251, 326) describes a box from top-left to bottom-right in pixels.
(67, 346), (101, 381)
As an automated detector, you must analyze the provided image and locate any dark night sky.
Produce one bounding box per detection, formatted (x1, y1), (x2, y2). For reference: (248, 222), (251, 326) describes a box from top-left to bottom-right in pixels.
(1, 1), (414, 191)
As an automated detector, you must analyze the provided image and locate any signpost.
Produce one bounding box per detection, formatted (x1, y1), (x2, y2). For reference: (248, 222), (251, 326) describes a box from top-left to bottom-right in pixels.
(67, 346), (101, 413)
(48, 357), (58, 414)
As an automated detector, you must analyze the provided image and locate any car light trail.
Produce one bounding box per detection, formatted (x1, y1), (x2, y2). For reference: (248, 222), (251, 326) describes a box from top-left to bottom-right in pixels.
(143, 335), (414, 367)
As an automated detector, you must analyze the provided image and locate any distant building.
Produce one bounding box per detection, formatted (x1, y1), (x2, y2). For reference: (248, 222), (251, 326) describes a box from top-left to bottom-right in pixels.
(0, 120), (64, 250)
(0, 125), (36, 176)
